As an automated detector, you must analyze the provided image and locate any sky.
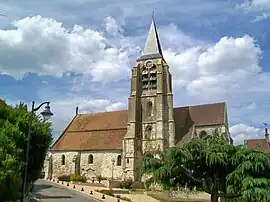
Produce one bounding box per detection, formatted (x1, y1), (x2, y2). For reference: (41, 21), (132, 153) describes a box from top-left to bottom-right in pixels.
(0, 0), (270, 145)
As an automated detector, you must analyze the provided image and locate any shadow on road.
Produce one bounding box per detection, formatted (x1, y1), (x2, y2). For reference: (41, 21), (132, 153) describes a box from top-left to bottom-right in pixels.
(33, 184), (53, 192)
(34, 193), (73, 199)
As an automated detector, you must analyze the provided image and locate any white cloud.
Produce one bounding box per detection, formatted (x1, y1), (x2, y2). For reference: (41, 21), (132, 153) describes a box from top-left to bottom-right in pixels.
(252, 12), (270, 22)
(1, 15), (269, 145)
(103, 16), (123, 37)
(238, 0), (270, 21)
(0, 15), (135, 82)
(230, 123), (264, 145)
(240, 0), (270, 11)
(164, 35), (264, 100)
(159, 24), (205, 52)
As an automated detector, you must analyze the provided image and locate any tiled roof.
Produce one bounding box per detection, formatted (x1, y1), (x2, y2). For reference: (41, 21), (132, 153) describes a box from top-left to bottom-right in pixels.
(174, 102), (226, 143)
(67, 110), (128, 132)
(51, 102), (226, 151)
(52, 130), (126, 151)
(245, 138), (270, 151)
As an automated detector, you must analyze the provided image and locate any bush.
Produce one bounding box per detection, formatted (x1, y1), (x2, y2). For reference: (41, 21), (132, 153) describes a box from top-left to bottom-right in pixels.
(58, 175), (71, 181)
(70, 174), (87, 182)
(120, 178), (133, 189)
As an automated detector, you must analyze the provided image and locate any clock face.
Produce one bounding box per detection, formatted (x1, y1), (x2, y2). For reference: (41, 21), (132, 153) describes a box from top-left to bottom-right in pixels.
(144, 60), (153, 68)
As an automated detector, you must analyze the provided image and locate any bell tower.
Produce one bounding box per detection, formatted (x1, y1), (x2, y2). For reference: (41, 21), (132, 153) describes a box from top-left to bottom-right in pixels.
(123, 15), (175, 181)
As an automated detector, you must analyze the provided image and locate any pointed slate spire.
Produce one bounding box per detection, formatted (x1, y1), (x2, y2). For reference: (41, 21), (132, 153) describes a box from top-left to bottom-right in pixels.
(138, 13), (163, 60)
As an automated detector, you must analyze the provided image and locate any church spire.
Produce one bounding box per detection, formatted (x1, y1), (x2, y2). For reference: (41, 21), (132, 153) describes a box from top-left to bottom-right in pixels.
(138, 13), (163, 60)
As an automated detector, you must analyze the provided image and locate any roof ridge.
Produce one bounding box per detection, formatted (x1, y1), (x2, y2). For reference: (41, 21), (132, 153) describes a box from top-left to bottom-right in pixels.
(174, 102), (226, 109)
(67, 128), (127, 133)
(78, 109), (127, 116)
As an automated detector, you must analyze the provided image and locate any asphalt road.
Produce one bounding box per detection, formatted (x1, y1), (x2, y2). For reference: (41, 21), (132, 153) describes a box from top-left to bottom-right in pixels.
(33, 179), (101, 202)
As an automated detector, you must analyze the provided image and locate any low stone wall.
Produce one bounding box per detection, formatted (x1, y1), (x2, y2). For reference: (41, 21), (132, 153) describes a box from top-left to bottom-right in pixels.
(104, 180), (122, 188)
(163, 190), (210, 200)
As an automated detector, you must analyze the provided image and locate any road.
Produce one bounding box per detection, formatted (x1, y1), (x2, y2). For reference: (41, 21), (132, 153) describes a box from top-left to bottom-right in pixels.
(33, 179), (101, 202)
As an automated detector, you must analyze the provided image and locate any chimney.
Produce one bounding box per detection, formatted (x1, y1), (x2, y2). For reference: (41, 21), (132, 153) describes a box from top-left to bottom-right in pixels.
(76, 107), (79, 115)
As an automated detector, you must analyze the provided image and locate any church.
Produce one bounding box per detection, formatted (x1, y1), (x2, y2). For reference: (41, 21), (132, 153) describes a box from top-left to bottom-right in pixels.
(44, 16), (233, 182)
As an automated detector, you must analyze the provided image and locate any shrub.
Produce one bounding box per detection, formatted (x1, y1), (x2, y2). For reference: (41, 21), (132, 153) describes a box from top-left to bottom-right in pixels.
(70, 174), (87, 182)
(58, 175), (70, 181)
(120, 178), (133, 189)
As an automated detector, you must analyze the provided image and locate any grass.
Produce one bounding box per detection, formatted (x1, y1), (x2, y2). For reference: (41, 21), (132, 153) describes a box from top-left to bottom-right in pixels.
(147, 191), (210, 202)
(95, 189), (132, 202)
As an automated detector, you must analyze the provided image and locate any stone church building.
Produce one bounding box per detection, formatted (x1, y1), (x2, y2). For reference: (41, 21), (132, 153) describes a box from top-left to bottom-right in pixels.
(44, 16), (233, 182)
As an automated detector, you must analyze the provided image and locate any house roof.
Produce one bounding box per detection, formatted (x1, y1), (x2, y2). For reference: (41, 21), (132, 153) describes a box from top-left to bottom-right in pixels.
(174, 102), (226, 143)
(67, 110), (128, 132)
(245, 138), (270, 151)
(51, 102), (226, 151)
(51, 130), (126, 151)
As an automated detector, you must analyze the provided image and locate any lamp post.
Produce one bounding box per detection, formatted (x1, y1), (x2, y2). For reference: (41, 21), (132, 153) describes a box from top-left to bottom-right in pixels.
(21, 101), (53, 202)
(111, 159), (115, 180)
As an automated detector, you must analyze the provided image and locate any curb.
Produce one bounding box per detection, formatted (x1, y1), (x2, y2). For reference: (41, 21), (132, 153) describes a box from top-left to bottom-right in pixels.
(44, 179), (115, 202)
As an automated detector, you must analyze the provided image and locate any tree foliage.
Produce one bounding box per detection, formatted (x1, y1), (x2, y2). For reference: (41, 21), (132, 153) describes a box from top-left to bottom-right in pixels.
(0, 100), (52, 200)
(141, 133), (270, 202)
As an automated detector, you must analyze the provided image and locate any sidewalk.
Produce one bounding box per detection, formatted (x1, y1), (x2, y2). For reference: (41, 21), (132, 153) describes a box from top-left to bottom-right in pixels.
(46, 179), (160, 202)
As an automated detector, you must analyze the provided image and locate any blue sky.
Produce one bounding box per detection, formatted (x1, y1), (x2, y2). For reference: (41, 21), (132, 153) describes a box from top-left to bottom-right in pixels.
(0, 0), (270, 145)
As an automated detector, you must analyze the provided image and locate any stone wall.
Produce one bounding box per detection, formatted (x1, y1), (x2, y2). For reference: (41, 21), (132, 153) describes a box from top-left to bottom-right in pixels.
(51, 151), (78, 178)
(80, 150), (123, 180)
(194, 125), (228, 139)
(49, 150), (124, 181)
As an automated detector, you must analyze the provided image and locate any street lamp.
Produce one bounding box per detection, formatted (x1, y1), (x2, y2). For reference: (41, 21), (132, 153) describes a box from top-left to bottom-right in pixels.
(21, 101), (53, 202)
(111, 159), (115, 180)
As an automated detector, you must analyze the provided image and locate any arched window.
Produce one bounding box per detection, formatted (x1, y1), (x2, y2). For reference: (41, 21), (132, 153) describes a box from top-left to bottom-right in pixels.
(126, 159), (129, 164)
(61, 155), (65, 165)
(145, 125), (152, 140)
(88, 154), (93, 164)
(117, 155), (121, 166)
(147, 101), (152, 117)
(199, 130), (207, 139)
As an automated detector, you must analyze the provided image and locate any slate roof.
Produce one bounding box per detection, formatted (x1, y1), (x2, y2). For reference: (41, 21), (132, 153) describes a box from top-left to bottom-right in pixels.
(51, 102), (226, 151)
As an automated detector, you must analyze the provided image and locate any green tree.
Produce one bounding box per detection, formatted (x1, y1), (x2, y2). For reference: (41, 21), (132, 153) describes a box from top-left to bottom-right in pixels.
(141, 134), (270, 202)
(227, 146), (270, 202)
(0, 101), (52, 200)
(0, 121), (22, 201)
